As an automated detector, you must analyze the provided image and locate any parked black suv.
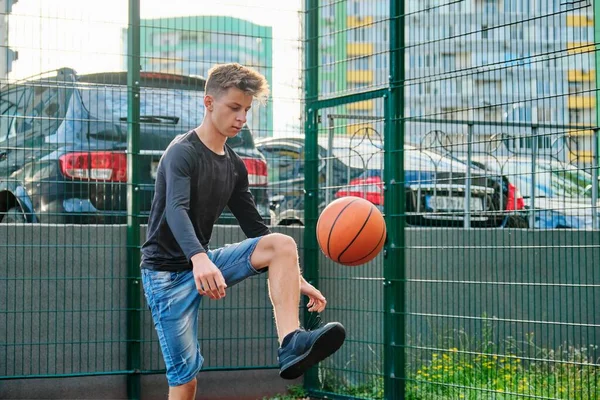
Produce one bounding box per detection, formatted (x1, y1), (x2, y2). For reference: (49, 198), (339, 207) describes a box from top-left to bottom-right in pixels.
(0, 68), (270, 224)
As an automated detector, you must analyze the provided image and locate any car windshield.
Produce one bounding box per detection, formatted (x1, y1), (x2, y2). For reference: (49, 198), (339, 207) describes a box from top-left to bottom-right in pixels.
(259, 146), (303, 183)
(80, 86), (205, 131)
(46, 85), (206, 143)
(484, 160), (593, 199)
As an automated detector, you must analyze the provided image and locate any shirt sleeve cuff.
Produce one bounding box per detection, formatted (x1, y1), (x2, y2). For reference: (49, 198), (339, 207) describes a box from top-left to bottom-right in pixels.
(187, 247), (206, 262)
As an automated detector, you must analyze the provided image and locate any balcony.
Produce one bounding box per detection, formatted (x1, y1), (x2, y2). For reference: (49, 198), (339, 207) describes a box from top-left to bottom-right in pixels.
(345, 122), (374, 135)
(347, 100), (375, 111)
(347, 16), (374, 28)
(567, 42), (595, 54)
(568, 96), (596, 109)
(566, 15), (593, 27)
(568, 129), (595, 137)
(568, 150), (593, 164)
(347, 70), (374, 83)
(568, 70), (596, 82)
(347, 43), (374, 56)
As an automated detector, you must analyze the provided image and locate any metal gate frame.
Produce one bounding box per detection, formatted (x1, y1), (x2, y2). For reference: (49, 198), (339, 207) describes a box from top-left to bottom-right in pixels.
(303, 2), (405, 399)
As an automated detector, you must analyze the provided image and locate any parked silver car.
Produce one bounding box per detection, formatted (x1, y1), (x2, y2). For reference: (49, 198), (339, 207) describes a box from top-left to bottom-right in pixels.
(468, 156), (599, 229)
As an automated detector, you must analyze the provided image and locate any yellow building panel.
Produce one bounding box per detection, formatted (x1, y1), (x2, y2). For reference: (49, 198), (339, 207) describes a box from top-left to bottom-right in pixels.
(348, 16), (374, 28)
(346, 122), (374, 135)
(347, 100), (374, 111)
(566, 15), (593, 27)
(347, 70), (374, 83)
(347, 43), (374, 56)
(568, 129), (595, 137)
(568, 70), (596, 82)
(569, 151), (593, 164)
(567, 42), (595, 54)
(568, 96), (596, 109)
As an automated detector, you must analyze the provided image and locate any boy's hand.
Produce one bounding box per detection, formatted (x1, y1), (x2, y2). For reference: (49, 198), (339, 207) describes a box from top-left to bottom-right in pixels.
(191, 253), (227, 300)
(300, 278), (327, 313)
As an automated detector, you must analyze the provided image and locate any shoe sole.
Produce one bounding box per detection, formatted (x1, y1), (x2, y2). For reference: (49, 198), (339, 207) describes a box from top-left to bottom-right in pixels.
(279, 323), (346, 380)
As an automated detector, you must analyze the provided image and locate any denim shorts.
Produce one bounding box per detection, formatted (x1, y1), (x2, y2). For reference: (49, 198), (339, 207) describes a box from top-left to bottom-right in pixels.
(141, 237), (265, 387)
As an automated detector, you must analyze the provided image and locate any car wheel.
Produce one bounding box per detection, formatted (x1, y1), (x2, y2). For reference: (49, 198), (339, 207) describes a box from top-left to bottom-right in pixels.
(505, 214), (528, 228)
(283, 221), (303, 227)
(1, 207), (26, 223)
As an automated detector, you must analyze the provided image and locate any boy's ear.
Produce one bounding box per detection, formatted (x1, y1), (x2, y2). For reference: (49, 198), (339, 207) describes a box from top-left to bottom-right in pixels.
(204, 95), (214, 111)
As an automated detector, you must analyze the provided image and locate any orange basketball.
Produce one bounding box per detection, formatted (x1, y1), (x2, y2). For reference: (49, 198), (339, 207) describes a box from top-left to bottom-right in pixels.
(317, 196), (387, 266)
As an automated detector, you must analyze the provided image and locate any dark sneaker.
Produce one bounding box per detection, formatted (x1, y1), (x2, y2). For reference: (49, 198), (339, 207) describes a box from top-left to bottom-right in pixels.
(278, 322), (346, 380)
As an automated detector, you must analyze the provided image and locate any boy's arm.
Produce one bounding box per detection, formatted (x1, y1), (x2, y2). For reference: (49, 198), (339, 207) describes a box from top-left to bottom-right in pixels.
(164, 143), (227, 299)
(227, 162), (271, 238)
(163, 143), (206, 261)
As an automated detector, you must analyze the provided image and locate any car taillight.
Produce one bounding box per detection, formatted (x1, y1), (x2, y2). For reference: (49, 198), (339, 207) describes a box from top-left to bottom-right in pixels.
(335, 176), (384, 205)
(59, 152), (127, 182)
(506, 182), (525, 210)
(241, 157), (267, 186)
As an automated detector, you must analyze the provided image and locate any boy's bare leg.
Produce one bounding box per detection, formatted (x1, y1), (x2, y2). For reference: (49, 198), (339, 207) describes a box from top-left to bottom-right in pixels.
(251, 233), (345, 380)
(251, 233), (301, 342)
(169, 379), (196, 400)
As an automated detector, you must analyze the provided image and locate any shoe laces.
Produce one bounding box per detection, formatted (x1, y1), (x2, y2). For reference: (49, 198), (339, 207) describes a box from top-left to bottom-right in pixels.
(304, 311), (323, 331)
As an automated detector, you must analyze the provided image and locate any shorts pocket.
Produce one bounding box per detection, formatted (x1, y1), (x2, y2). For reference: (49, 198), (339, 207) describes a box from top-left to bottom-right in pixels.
(149, 271), (180, 294)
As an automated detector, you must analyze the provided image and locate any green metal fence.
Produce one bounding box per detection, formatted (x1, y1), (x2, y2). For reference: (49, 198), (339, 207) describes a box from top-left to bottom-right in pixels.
(0, 1), (301, 398)
(2, 0), (600, 399)
(302, 0), (600, 399)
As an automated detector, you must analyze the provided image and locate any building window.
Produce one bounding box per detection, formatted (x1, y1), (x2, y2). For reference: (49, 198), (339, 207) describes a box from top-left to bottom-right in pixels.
(568, 81), (593, 95)
(180, 32), (198, 43)
(475, 79), (501, 93)
(569, 135), (593, 153)
(510, 26), (524, 40)
(321, 4), (335, 20)
(442, 53), (456, 70)
(321, 54), (334, 66)
(483, 108), (501, 121)
(441, 107), (461, 120)
(375, 53), (388, 69)
(569, 109), (585, 124)
(507, 136), (552, 150)
(348, 56), (371, 70)
(537, 108), (555, 123)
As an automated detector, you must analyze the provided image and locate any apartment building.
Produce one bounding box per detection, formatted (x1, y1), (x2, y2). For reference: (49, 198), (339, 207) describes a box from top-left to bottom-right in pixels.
(123, 16), (273, 137)
(319, 0), (596, 163)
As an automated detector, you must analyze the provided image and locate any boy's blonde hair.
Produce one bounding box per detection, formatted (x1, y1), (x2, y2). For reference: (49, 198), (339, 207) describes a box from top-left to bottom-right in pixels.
(205, 63), (270, 105)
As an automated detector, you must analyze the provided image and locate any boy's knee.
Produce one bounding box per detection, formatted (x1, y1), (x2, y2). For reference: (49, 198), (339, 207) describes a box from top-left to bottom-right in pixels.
(253, 233), (298, 269)
(268, 233), (298, 258)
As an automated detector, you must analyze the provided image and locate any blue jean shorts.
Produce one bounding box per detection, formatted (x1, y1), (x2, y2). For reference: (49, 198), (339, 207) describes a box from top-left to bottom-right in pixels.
(141, 237), (265, 387)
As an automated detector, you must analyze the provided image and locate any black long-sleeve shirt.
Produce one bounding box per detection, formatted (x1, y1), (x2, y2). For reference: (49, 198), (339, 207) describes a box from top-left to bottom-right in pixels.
(141, 130), (271, 271)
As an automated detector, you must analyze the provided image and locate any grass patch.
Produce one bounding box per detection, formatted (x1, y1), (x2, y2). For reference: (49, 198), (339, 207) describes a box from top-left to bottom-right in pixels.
(406, 344), (600, 399)
(310, 319), (599, 399)
(263, 385), (309, 400)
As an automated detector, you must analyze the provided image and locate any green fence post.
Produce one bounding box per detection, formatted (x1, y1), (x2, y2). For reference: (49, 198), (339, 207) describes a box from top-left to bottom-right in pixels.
(594, 0), (600, 227)
(126, 0), (141, 398)
(384, 0), (406, 399)
(303, 0), (320, 391)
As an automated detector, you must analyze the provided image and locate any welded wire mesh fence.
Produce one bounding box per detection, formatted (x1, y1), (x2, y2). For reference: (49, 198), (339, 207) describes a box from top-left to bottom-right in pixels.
(1, 0), (599, 399)
(0, 0), (304, 398)
(303, 0), (600, 399)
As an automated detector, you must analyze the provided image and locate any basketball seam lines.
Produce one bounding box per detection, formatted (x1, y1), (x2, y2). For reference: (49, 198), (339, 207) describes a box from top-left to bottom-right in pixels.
(326, 198), (359, 260)
(345, 223), (386, 265)
(337, 205), (374, 263)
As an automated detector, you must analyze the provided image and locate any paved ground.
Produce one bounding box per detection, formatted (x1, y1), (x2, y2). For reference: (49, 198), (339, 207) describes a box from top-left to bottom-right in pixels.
(0, 370), (302, 399)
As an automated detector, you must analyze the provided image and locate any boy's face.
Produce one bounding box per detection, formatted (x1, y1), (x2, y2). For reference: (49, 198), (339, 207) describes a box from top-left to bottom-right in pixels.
(205, 87), (253, 138)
